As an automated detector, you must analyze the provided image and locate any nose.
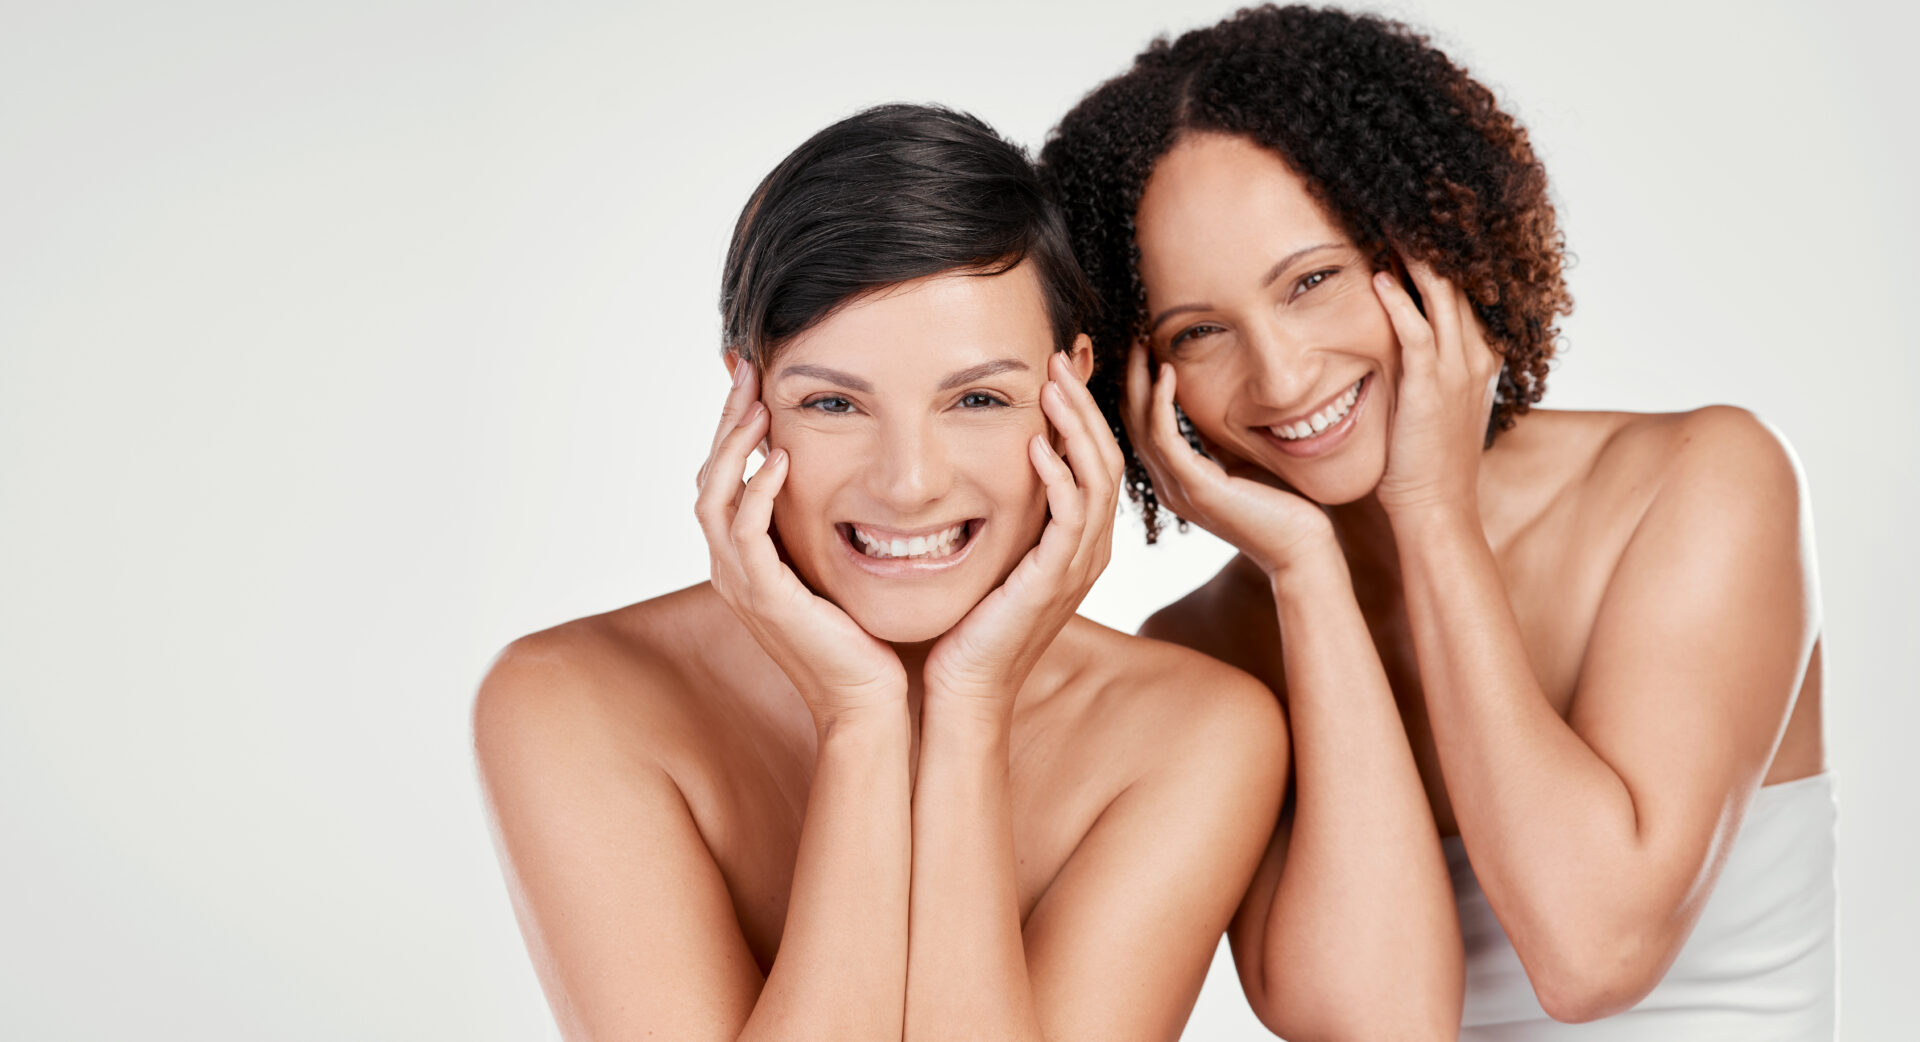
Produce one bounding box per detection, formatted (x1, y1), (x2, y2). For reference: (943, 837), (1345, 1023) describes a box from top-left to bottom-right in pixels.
(1241, 316), (1326, 411)
(864, 413), (952, 513)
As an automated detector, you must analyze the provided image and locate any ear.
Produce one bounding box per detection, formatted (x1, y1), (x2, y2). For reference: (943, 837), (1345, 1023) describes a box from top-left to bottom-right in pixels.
(1062, 333), (1094, 385)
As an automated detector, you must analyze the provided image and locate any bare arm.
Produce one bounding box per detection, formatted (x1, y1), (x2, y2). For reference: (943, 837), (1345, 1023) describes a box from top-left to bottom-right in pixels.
(1376, 268), (1819, 1021)
(904, 660), (1287, 1042)
(474, 642), (912, 1042)
(1130, 340), (1462, 1041)
(1227, 548), (1463, 1041)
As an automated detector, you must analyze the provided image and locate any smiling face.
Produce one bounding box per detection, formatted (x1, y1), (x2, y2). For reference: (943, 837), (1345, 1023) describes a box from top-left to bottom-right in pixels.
(1134, 132), (1401, 506)
(758, 261), (1080, 644)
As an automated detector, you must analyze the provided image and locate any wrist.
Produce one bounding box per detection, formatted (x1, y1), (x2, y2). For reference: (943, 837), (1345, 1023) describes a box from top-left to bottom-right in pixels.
(1259, 523), (1343, 584)
(810, 694), (910, 741)
(922, 684), (1017, 738)
(1383, 492), (1481, 536)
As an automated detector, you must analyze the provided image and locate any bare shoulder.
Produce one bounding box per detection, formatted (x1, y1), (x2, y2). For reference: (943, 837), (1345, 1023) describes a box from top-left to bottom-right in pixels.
(1058, 616), (1287, 782)
(472, 584), (733, 782)
(1589, 406), (1808, 530)
(1136, 555), (1275, 680)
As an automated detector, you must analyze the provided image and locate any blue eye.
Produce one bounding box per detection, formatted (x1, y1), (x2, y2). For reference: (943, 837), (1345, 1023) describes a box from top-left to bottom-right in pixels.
(804, 395), (854, 414)
(959, 391), (1009, 409)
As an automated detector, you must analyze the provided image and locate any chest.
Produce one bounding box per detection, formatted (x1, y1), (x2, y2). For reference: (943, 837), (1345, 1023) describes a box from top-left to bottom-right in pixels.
(676, 714), (1118, 975)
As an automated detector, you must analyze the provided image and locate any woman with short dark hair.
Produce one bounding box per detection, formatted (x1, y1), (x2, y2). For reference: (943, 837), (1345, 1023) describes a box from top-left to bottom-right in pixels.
(475, 104), (1289, 1041)
(1044, 7), (1832, 1038)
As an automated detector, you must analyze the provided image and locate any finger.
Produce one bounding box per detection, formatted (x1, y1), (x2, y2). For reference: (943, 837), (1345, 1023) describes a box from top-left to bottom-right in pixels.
(731, 446), (794, 587)
(1041, 367), (1115, 509)
(1372, 270), (1437, 377)
(1123, 340), (1201, 512)
(1052, 352), (1125, 479)
(695, 400), (769, 535)
(1404, 260), (1466, 365)
(706, 359), (761, 462)
(1453, 283), (1503, 382)
(1026, 433), (1085, 571)
(1145, 361), (1228, 496)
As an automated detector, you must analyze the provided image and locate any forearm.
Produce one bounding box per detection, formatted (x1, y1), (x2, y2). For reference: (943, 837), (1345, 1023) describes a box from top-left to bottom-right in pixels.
(1254, 549), (1461, 1038)
(741, 704), (914, 1042)
(1393, 507), (1648, 957)
(903, 699), (1045, 1042)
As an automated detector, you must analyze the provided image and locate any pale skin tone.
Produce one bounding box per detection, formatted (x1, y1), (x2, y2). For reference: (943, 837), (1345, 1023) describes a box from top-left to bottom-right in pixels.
(1125, 133), (1824, 1039)
(474, 261), (1288, 1041)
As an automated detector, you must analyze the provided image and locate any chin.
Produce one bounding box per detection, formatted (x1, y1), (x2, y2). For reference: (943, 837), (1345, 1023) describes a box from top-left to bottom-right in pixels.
(841, 593), (972, 644)
(1289, 467), (1384, 506)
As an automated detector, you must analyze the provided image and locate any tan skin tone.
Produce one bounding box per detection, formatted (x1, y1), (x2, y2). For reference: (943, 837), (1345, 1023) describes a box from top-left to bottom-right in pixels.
(1127, 133), (1823, 1038)
(474, 261), (1288, 1042)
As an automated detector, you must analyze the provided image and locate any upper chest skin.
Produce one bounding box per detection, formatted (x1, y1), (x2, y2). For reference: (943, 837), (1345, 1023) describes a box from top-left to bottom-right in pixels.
(630, 598), (1138, 975)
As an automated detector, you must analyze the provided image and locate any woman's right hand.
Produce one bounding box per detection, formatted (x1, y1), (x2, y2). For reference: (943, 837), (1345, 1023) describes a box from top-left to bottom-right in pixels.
(1124, 341), (1337, 578)
(696, 361), (907, 726)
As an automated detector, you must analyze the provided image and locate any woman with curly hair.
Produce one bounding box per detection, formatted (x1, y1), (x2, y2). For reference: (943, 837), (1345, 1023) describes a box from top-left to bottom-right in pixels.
(1043, 6), (1832, 1039)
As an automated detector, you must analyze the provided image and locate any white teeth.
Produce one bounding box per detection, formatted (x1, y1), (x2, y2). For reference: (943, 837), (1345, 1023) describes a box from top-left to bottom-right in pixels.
(849, 522), (970, 561)
(1271, 378), (1364, 442)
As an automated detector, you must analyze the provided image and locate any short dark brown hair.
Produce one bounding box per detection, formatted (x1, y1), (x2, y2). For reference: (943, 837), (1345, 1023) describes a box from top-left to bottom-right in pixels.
(721, 104), (1093, 364)
(1041, 5), (1574, 539)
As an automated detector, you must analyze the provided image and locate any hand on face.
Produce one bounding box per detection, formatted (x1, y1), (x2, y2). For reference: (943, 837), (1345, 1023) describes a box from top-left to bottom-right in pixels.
(1124, 339), (1338, 578)
(922, 351), (1122, 711)
(696, 360), (906, 726)
(1370, 261), (1505, 520)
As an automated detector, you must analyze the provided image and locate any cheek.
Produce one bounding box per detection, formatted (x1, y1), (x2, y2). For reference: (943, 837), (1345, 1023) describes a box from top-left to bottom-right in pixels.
(952, 418), (1048, 515)
(1167, 359), (1239, 441)
(765, 431), (839, 543)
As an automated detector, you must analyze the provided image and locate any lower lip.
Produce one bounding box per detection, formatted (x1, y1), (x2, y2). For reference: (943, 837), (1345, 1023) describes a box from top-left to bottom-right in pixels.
(836, 521), (982, 578)
(1257, 375), (1371, 459)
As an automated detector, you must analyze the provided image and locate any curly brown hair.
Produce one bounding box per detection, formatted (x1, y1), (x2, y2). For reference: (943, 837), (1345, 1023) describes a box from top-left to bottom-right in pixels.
(1040, 4), (1573, 540)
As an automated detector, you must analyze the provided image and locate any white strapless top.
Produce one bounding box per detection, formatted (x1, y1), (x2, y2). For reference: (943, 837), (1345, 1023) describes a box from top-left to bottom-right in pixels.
(1448, 773), (1837, 1041)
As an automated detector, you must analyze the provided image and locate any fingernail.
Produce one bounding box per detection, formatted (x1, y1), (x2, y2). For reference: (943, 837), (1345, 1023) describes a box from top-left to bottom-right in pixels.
(733, 359), (750, 387)
(1374, 272), (1392, 290)
(747, 401), (766, 421)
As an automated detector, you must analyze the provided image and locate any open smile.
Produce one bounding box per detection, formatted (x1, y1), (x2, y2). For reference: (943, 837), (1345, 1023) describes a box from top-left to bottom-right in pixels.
(1256, 374), (1371, 459)
(835, 519), (984, 576)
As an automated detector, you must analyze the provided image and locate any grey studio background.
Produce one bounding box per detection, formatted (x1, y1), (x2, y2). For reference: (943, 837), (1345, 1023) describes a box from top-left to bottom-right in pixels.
(2, 1), (1913, 1039)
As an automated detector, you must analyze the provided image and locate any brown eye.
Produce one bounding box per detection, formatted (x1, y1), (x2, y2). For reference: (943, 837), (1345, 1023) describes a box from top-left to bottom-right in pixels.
(1294, 269), (1335, 297)
(1170, 323), (1223, 352)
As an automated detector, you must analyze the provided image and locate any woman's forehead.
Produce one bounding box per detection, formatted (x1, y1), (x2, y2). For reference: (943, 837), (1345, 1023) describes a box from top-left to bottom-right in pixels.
(773, 263), (1055, 379)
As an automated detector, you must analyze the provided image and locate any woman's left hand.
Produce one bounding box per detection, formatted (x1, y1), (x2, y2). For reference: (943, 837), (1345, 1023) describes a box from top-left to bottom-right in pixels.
(923, 351), (1124, 713)
(1371, 261), (1505, 521)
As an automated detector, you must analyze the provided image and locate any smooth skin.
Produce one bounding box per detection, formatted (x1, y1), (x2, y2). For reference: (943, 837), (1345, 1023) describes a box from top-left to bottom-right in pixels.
(474, 262), (1288, 1042)
(1126, 133), (1823, 1039)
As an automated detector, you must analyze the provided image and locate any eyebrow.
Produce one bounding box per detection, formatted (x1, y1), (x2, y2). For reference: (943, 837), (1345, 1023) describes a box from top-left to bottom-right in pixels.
(776, 363), (873, 392)
(777, 358), (1031, 393)
(938, 358), (1029, 390)
(1146, 241), (1342, 335)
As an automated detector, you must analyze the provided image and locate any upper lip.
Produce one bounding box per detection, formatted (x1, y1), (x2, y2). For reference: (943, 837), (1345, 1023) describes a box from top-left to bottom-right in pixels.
(1263, 375), (1365, 430)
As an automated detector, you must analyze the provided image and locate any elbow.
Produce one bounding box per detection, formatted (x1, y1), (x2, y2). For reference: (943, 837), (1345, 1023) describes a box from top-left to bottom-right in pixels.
(1525, 934), (1672, 1025)
(1247, 978), (1462, 1042)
